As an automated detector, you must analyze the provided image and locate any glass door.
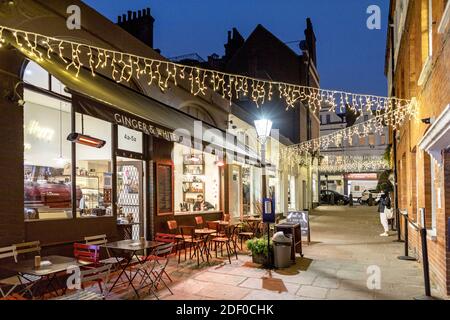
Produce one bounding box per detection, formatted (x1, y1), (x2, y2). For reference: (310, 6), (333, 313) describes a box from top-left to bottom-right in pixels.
(117, 158), (144, 240)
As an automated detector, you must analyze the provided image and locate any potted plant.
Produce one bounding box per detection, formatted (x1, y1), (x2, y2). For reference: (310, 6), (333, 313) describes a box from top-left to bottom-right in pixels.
(246, 238), (273, 265)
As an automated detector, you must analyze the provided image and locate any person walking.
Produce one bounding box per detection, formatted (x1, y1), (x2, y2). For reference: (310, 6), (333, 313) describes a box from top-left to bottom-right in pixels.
(378, 191), (392, 237)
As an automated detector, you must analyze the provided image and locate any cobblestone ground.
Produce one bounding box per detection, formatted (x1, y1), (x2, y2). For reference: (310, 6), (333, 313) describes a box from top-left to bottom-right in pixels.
(148, 205), (429, 300)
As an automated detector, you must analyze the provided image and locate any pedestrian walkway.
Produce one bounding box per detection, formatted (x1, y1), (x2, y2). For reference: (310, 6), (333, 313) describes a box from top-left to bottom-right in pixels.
(150, 205), (427, 300)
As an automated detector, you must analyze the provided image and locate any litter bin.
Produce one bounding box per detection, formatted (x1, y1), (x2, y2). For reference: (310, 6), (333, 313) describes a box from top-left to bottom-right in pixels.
(272, 231), (293, 269)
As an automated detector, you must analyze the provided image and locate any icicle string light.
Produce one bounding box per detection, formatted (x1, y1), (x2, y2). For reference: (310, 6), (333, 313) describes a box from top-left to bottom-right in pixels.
(0, 25), (413, 117)
(315, 155), (389, 173)
(281, 100), (417, 167)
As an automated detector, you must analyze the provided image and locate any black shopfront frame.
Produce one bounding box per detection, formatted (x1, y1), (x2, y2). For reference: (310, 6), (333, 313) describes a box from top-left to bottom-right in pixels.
(70, 93), (176, 239)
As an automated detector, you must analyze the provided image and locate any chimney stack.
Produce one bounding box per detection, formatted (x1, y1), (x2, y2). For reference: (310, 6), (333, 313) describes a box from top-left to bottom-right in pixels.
(117, 7), (155, 48)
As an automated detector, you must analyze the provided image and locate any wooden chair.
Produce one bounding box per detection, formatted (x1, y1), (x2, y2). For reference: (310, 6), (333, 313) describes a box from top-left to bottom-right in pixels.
(55, 264), (112, 300)
(73, 243), (100, 267)
(194, 216), (204, 228)
(238, 223), (256, 251)
(211, 225), (238, 264)
(206, 221), (220, 236)
(167, 220), (185, 253)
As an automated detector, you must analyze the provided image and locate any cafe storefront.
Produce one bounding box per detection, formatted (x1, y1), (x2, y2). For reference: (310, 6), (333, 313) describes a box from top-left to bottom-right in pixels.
(19, 56), (261, 247)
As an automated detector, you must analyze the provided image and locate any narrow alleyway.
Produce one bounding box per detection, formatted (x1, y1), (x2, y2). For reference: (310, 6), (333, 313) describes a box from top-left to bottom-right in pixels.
(149, 205), (425, 300)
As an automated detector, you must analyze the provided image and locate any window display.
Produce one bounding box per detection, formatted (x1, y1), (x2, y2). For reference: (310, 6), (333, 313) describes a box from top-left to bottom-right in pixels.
(75, 114), (113, 217)
(174, 144), (220, 214)
(23, 89), (74, 220)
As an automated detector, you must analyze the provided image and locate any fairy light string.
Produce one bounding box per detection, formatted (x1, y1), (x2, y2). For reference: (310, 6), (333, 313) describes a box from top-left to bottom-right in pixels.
(0, 25), (418, 171)
(0, 25), (413, 118)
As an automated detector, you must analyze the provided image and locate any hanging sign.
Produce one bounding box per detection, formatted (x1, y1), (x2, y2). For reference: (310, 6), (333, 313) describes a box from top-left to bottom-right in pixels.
(263, 198), (275, 223)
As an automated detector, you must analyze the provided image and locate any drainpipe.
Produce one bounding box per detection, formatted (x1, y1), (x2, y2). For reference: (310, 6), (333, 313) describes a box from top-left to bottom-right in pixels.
(389, 19), (402, 242)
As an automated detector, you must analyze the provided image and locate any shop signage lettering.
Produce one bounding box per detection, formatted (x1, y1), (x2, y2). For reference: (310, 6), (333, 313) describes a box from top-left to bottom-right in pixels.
(114, 113), (177, 141)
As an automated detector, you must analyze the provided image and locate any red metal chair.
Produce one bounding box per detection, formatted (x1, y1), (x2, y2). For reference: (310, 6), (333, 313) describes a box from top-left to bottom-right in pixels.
(73, 243), (100, 268)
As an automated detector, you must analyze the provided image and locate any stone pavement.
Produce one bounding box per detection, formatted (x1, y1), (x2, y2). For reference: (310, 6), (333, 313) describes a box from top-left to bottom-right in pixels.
(149, 205), (429, 300)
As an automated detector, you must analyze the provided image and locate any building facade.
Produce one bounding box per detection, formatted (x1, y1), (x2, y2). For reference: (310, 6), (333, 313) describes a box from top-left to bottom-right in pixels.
(386, 0), (450, 297)
(0, 0), (309, 253)
(319, 108), (389, 198)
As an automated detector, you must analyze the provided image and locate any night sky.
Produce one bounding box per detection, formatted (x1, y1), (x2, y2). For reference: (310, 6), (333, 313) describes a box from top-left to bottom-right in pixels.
(83, 0), (390, 96)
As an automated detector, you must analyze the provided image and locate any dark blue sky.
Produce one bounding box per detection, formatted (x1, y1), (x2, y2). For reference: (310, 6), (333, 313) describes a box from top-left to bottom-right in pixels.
(83, 0), (389, 96)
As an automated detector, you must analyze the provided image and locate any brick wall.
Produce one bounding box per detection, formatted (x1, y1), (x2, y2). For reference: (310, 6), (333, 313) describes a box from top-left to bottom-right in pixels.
(392, 0), (450, 297)
(0, 64), (25, 246)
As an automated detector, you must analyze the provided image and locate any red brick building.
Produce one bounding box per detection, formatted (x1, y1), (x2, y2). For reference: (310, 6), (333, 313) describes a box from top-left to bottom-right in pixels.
(385, 0), (450, 297)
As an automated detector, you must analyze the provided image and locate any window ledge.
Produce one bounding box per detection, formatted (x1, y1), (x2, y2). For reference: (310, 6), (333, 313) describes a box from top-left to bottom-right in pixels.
(418, 56), (433, 87)
(438, 1), (450, 34)
(427, 228), (437, 241)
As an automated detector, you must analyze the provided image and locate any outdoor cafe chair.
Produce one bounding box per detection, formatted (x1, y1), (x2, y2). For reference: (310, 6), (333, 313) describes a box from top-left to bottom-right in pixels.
(194, 216), (205, 228)
(178, 226), (204, 266)
(137, 242), (174, 299)
(0, 245), (21, 299)
(54, 264), (112, 300)
(84, 234), (125, 265)
(73, 243), (101, 268)
(12, 241), (43, 289)
(210, 225), (239, 264)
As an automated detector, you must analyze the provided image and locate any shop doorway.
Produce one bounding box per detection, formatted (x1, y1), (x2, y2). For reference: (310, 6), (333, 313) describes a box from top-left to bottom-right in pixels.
(117, 158), (145, 240)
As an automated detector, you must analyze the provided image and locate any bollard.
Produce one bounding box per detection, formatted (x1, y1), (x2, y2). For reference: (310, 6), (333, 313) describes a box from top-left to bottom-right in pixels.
(414, 208), (438, 300)
(349, 193), (353, 207)
(397, 211), (416, 261)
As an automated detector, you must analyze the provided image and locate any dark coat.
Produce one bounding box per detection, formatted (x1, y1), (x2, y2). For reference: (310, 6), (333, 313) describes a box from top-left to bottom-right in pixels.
(378, 194), (391, 213)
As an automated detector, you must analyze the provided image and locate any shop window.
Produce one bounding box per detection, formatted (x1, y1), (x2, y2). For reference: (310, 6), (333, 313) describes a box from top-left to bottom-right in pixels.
(180, 105), (216, 126)
(23, 91), (73, 221)
(288, 175), (296, 210)
(173, 143), (220, 214)
(359, 136), (366, 146)
(75, 114), (113, 218)
(23, 61), (49, 90)
(368, 133), (376, 147)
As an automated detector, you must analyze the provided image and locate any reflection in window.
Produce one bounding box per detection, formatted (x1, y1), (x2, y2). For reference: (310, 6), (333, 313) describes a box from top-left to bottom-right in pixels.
(23, 91), (73, 221)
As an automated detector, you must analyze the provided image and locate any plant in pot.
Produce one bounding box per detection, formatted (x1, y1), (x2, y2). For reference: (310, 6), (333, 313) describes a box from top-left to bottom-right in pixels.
(246, 238), (273, 265)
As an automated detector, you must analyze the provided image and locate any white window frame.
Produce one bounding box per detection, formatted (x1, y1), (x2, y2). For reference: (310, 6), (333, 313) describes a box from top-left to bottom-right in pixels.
(438, 0), (450, 34)
(418, 0), (434, 86)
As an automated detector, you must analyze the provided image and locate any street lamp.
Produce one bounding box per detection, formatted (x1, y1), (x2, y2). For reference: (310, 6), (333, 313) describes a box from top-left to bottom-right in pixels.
(254, 118), (272, 268)
(254, 119), (272, 199)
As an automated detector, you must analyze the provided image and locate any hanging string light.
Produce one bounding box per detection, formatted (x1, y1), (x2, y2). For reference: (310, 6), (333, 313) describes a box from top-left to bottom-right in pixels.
(0, 25), (413, 118)
(284, 100), (417, 156)
(314, 155), (390, 173)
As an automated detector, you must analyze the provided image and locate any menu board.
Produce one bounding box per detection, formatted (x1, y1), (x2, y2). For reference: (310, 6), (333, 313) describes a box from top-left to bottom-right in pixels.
(156, 163), (173, 215)
(287, 211), (310, 242)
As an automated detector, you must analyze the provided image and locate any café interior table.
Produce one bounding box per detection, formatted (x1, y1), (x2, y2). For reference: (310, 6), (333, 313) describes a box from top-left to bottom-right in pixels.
(0, 255), (82, 299)
(102, 240), (164, 298)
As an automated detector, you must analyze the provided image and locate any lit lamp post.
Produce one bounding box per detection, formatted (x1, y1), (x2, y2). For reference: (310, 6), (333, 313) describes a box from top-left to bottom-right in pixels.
(254, 118), (272, 267)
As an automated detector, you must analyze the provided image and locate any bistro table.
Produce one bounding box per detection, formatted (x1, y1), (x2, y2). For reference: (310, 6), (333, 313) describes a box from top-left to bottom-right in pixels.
(194, 228), (217, 263)
(0, 255), (82, 299)
(102, 239), (164, 298)
(243, 216), (263, 237)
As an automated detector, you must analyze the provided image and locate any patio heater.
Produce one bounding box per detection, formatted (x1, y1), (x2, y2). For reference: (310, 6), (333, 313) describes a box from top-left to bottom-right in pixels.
(254, 118), (273, 267)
